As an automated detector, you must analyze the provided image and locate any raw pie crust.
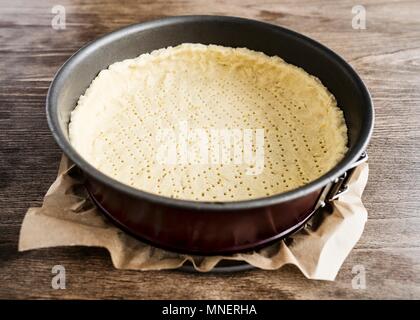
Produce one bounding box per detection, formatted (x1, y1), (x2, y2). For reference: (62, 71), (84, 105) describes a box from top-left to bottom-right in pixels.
(69, 44), (348, 201)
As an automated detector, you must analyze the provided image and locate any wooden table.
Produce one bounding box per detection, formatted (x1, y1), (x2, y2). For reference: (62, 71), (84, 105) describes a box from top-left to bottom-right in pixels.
(1, 0), (419, 299)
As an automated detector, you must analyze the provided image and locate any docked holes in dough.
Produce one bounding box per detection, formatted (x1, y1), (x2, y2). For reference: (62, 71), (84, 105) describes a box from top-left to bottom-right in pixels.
(69, 44), (348, 202)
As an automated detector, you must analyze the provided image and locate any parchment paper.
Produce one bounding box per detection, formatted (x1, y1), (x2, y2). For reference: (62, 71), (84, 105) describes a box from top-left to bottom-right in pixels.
(19, 156), (369, 280)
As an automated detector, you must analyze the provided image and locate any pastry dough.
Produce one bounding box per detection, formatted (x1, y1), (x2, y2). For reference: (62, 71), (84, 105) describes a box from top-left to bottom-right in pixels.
(69, 44), (348, 201)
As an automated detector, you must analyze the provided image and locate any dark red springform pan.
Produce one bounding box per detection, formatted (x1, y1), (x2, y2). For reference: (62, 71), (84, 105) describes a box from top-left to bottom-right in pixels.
(46, 16), (374, 255)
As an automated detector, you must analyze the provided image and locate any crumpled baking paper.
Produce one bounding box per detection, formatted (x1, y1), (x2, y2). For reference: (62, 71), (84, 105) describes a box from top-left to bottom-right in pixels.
(19, 156), (368, 280)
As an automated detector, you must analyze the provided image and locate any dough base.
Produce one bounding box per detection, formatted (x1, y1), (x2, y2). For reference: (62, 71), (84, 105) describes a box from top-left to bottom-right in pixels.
(69, 44), (348, 201)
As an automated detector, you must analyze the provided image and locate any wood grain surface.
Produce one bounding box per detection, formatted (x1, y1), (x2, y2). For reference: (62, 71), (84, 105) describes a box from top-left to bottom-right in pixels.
(0, 0), (419, 299)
